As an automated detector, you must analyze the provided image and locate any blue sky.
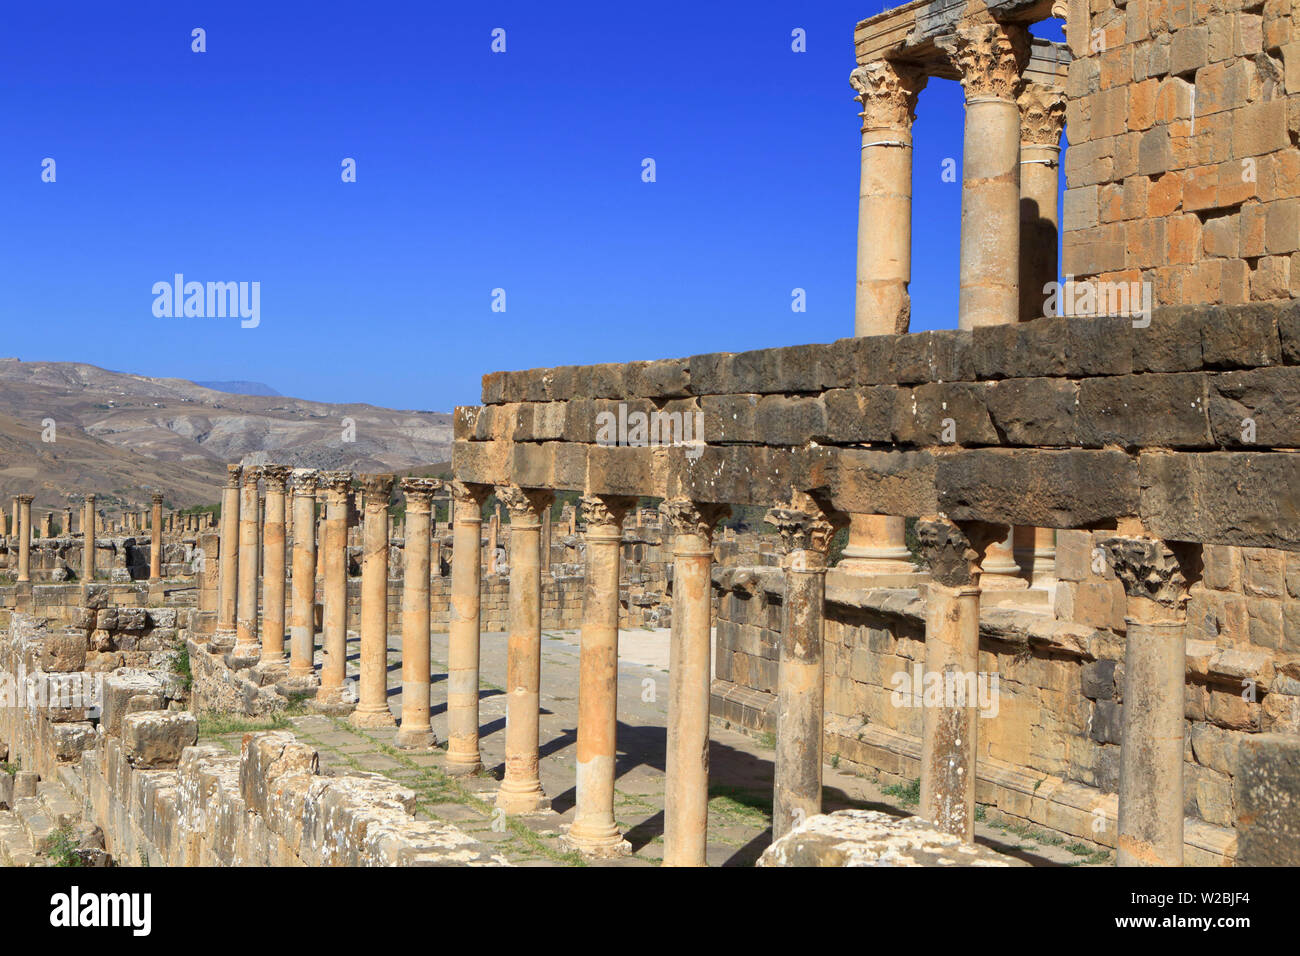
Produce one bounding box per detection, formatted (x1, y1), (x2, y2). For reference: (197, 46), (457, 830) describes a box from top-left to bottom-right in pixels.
(0, 1), (1064, 412)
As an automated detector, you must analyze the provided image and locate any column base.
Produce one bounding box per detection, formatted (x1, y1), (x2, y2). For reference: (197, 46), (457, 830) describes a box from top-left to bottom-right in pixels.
(211, 628), (236, 651)
(275, 673), (321, 698)
(349, 706), (397, 729)
(495, 783), (551, 815)
(393, 727), (437, 750)
(561, 824), (631, 858)
(309, 686), (356, 716)
(251, 660), (290, 686)
(225, 647), (261, 670)
(444, 753), (483, 776)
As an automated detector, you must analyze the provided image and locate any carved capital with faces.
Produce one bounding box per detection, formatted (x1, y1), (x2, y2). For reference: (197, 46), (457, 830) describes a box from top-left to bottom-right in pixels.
(580, 494), (636, 530)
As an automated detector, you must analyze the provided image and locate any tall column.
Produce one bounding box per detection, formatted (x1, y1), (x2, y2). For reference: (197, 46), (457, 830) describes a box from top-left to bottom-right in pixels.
(487, 508), (499, 574)
(915, 517), (1006, 841)
(16, 495), (33, 583)
(315, 472), (353, 710)
(259, 466), (292, 668)
(840, 59), (927, 579)
(351, 474), (397, 728)
(39, 513), (52, 539)
(82, 495), (96, 586)
(396, 477), (440, 749)
(215, 466), (241, 646)
(286, 470), (320, 688)
(0, 508), (7, 538)
(661, 498), (729, 866)
(565, 493), (636, 856)
(446, 480), (490, 773)
(495, 485), (555, 813)
(766, 497), (844, 839)
(541, 506), (552, 573)
(62, 506), (72, 538)
(1102, 537), (1199, 867)
(149, 494), (164, 581)
(1012, 79), (1067, 586)
(232, 466), (263, 662)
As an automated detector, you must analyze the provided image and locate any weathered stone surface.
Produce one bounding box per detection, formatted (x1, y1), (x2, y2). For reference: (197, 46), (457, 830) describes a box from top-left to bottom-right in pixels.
(1077, 373), (1211, 448)
(1208, 367), (1300, 447)
(984, 378), (1079, 446)
(796, 447), (938, 518)
(121, 710), (198, 768)
(41, 627), (88, 672)
(936, 449), (1139, 528)
(1140, 451), (1300, 550)
(757, 809), (1024, 866)
(1201, 305), (1282, 369)
(101, 670), (166, 738)
(1233, 733), (1300, 866)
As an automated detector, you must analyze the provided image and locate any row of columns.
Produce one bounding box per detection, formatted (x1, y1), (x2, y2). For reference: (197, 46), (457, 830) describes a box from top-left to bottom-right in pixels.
(846, 13), (1067, 586)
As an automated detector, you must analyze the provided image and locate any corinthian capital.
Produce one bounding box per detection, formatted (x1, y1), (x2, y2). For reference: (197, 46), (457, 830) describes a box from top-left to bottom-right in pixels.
(400, 476), (441, 510)
(850, 59), (927, 132)
(361, 474), (394, 512)
(659, 498), (731, 542)
(915, 516), (1009, 588)
(1017, 79), (1067, 146)
(939, 17), (1030, 100)
(497, 484), (553, 522)
(1101, 537), (1201, 611)
(262, 464), (293, 492)
(225, 464), (242, 489)
(765, 500), (845, 572)
(448, 479), (490, 511)
(580, 494), (636, 530)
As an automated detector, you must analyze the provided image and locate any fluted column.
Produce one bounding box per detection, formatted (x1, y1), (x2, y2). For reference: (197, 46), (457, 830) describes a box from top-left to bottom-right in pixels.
(915, 517), (1006, 841)
(661, 498), (729, 866)
(1102, 537), (1199, 867)
(565, 493), (637, 856)
(396, 477), (440, 749)
(258, 466), (292, 668)
(315, 472), (353, 709)
(214, 466), (241, 646)
(766, 497), (845, 839)
(446, 481), (490, 773)
(494, 485), (554, 813)
(287, 469), (319, 687)
(233, 466), (263, 662)
(16, 495), (33, 583)
(149, 494), (164, 581)
(82, 495), (96, 587)
(351, 474), (396, 728)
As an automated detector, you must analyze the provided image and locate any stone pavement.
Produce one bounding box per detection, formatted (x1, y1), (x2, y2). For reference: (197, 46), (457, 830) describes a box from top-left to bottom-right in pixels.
(198, 627), (1109, 867)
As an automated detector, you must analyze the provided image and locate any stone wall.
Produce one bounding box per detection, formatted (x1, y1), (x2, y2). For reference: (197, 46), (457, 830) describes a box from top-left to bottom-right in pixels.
(709, 564), (1297, 866)
(1063, 0), (1300, 305)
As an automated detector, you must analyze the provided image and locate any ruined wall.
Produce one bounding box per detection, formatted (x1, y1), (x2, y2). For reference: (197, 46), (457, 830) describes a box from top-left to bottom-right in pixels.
(1063, 0), (1300, 304)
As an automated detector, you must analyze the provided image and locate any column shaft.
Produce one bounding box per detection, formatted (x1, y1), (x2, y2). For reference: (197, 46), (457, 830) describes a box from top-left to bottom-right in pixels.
(316, 475), (351, 706)
(82, 496), (96, 586)
(216, 468), (240, 644)
(259, 467), (291, 665)
(396, 478), (438, 749)
(233, 469), (262, 659)
(289, 472), (318, 682)
(16, 496), (33, 583)
(446, 482), (486, 774)
(352, 474), (396, 727)
(149, 496), (163, 581)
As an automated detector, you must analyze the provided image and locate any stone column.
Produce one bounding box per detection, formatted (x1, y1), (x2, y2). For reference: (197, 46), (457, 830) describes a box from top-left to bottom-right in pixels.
(39, 514), (52, 539)
(447, 480), (490, 773)
(541, 507), (552, 573)
(396, 477), (440, 749)
(286, 469), (319, 688)
(16, 495), (33, 583)
(315, 472), (353, 710)
(215, 466), (241, 646)
(1010, 79), (1067, 586)
(259, 466), (292, 669)
(914, 516), (1006, 841)
(487, 509), (499, 574)
(839, 59), (926, 579)
(350, 474), (396, 727)
(82, 495), (96, 586)
(661, 498), (729, 866)
(944, 15), (1029, 330)
(0, 509), (7, 538)
(63, 506), (72, 538)
(233, 466), (263, 662)
(495, 485), (555, 813)
(148, 494), (164, 581)
(565, 493), (636, 856)
(766, 497), (844, 839)
(1102, 537), (1199, 867)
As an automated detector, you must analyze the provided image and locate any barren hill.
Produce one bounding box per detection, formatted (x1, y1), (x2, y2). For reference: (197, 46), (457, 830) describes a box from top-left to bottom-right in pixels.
(0, 358), (453, 514)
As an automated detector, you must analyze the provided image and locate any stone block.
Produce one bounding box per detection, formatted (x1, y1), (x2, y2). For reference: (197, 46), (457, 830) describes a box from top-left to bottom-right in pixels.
(121, 710), (198, 769)
(1233, 733), (1300, 865)
(101, 670), (166, 738)
(1077, 372), (1211, 448)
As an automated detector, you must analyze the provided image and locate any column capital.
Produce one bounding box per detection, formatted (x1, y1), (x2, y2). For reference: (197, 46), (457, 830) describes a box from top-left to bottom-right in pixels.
(765, 498), (846, 571)
(850, 59), (926, 132)
(319, 470), (353, 503)
(84, 493), (96, 505)
(448, 479), (491, 512)
(224, 464), (242, 488)
(291, 468), (320, 495)
(17, 494), (34, 505)
(497, 484), (554, 522)
(1101, 537), (1201, 611)
(151, 493), (164, 505)
(939, 17), (1030, 100)
(579, 493), (636, 529)
(915, 516), (1008, 588)
(262, 464), (293, 492)
(240, 465), (264, 487)
(659, 498), (731, 542)
(1017, 79), (1067, 147)
(401, 476), (441, 511)
(361, 474), (395, 512)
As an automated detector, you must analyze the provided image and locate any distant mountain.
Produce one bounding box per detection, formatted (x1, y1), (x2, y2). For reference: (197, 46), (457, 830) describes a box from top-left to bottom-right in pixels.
(0, 358), (454, 513)
(193, 380), (282, 397)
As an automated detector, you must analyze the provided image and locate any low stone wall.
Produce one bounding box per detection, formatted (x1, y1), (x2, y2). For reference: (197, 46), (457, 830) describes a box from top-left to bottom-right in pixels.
(707, 565), (1300, 866)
